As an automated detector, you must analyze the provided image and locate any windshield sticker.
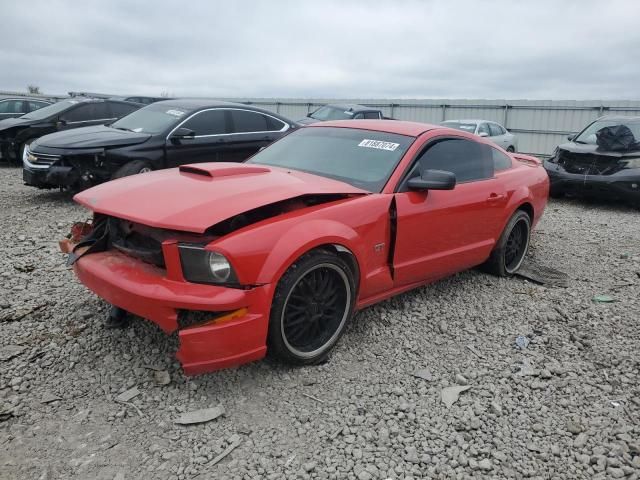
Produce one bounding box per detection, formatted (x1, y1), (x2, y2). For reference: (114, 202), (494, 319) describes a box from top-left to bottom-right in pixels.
(344, 111), (354, 116)
(358, 139), (400, 151)
(166, 109), (185, 117)
(132, 127), (143, 132)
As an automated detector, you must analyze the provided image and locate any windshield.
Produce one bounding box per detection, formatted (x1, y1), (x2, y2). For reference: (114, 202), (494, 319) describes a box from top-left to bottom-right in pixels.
(574, 119), (640, 144)
(110, 103), (189, 134)
(310, 106), (356, 121)
(20, 100), (80, 120)
(441, 121), (477, 133)
(247, 127), (414, 192)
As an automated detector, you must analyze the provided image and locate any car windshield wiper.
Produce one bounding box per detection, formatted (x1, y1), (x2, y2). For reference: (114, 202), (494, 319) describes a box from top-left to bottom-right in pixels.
(112, 126), (135, 132)
(573, 140), (587, 144)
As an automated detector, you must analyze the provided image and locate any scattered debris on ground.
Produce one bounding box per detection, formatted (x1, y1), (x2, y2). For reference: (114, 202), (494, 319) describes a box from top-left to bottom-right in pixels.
(0, 168), (639, 479)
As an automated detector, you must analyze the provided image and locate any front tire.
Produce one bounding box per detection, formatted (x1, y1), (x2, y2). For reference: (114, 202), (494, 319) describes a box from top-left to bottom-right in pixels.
(482, 210), (531, 277)
(111, 160), (152, 180)
(267, 250), (355, 365)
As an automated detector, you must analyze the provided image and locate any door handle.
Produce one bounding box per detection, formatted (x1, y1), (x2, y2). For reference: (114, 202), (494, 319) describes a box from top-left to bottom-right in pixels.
(487, 193), (506, 203)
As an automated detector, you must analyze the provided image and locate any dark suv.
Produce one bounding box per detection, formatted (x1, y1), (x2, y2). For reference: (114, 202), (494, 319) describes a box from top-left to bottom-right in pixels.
(0, 97), (52, 120)
(23, 99), (297, 191)
(0, 98), (142, 163)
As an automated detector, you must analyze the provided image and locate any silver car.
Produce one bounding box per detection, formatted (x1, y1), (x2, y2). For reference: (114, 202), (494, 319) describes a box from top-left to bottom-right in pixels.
(441, 119), (517, 152)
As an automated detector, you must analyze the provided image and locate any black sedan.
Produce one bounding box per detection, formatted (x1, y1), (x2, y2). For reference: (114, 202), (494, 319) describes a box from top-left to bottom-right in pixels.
(23, 99), (298, 191)
(544, 116), (640, 206)
(0, 96), (52, 120)
(0, 98), (142, 163)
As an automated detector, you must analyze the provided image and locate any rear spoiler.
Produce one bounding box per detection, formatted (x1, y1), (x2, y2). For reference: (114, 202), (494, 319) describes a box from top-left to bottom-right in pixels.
(512, 153), (542, 167)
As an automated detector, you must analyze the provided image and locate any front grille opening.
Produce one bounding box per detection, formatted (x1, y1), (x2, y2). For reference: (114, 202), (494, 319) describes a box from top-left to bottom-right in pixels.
(108, 218), (166, 267)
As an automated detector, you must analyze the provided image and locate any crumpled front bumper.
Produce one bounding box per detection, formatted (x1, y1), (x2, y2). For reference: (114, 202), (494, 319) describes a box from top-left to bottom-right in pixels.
(72, 249), (271, 375)
(544, 160), (640, 202)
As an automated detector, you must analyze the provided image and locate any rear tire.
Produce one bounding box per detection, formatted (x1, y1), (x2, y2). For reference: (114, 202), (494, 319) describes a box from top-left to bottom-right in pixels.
(482, 210), (531, 277)
(267, 250), (355, 365)
(111, 160), (152, 180)
(506, 146), (515, 153)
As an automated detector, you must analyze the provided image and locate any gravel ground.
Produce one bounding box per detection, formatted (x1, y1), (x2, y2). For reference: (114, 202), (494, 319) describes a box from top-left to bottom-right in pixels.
(0, 164), (639, 480)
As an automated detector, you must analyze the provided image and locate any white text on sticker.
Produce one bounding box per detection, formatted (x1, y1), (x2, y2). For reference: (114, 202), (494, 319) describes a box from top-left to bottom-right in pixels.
(166, 109), (185, 117)
(358, 139), (399, 151)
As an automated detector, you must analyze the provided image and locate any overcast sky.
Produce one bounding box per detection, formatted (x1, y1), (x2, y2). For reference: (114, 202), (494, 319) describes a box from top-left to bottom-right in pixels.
(2, 0), (639, 100)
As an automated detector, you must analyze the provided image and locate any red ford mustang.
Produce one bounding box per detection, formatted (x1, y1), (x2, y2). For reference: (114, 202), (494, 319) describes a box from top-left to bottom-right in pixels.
(62, 120), (549, 375)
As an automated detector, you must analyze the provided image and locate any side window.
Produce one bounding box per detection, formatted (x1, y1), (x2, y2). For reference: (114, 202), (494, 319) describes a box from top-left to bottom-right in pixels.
(265, 115), (286, 132)
(61, 105), (92, 122)
(353, 113), (364, 119)
(62, 103), (109, 122)
(363, 112), (381, 119)
(182, 109), (227, 136)
(0, 100), (24, 114)
(489, 123), (504, 136)
(28, 101), (49, 112)
(477, 123), (490, 136)
(230, 110), (269, 133)
(109, 102), (139, 118)
(492, 148), (512, 171)
(415, 138), (493, 183)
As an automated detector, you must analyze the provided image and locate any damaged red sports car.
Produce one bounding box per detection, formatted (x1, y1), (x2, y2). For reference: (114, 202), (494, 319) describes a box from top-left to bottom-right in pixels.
(62, 120), (549, 375)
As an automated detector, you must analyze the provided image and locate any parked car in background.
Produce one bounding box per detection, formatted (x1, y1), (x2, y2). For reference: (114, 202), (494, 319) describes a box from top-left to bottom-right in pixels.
(544, 116), (640, 205)
(0, 97), (52, 120)
(298, 103), (386, 124)
(441, 119), (517, 152)
(60, 120), (548, 374)
(24, 99), (297, 191)
(0, 98), (142, 164)
(69, 91), (170, 105)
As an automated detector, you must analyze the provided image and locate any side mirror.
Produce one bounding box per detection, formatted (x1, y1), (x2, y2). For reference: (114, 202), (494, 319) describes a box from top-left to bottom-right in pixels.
(478, 132), (489, 138)
(407, 169), (456, 191)
(57, 118), (67, 128)
(170, 127), (195, 141)
(567, 134), (576, 141)
(306, 112), (313, 118)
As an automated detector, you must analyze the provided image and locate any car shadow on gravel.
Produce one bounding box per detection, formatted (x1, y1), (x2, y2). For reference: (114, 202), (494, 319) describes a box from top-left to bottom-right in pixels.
(550, 195), (639, 213)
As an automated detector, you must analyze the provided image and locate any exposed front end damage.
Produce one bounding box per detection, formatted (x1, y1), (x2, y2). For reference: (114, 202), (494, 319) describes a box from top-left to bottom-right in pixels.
(544, 143), (640, 204)
(23, 148), (117, 190)
(62, 192), (358, 375)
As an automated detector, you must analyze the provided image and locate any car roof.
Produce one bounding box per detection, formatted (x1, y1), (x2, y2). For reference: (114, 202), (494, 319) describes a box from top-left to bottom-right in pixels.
(324, 103), (376, 112)
(310, 119), (439, 136)
(442, 119), (500, 124)
(0, 97), (52, 102)
(150, 98), (288, 114)
(596, 115), (640, 122)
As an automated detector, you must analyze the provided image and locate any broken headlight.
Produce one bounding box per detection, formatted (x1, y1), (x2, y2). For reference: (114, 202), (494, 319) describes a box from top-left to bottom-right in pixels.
(178, 244), (237, 285)
(623, 158), (640, 169)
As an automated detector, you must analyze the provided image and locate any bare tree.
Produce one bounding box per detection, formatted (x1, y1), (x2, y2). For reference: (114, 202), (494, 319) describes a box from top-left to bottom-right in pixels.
(27, 85), (41, 94)
(160, 90), (171, 98)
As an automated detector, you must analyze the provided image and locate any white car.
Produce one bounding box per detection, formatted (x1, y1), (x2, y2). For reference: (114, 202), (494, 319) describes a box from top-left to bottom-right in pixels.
(441, 119), (517, 152)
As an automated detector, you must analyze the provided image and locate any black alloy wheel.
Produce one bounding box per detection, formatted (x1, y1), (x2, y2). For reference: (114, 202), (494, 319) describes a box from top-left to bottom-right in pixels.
(268, 250), (355, 365)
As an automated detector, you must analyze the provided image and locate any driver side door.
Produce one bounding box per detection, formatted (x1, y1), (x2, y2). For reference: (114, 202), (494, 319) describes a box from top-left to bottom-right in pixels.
(392, 136), (506, 286)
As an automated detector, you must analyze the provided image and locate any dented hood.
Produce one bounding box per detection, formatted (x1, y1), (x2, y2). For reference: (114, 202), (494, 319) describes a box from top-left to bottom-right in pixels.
(74, 163), (367, 233)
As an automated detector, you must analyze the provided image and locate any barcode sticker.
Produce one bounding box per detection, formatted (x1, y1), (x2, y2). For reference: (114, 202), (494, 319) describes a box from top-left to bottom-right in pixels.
(358, 139), (400, 151)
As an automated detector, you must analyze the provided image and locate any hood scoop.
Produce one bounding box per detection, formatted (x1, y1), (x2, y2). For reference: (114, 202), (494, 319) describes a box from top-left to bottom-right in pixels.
(179, 163), (270, 178)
